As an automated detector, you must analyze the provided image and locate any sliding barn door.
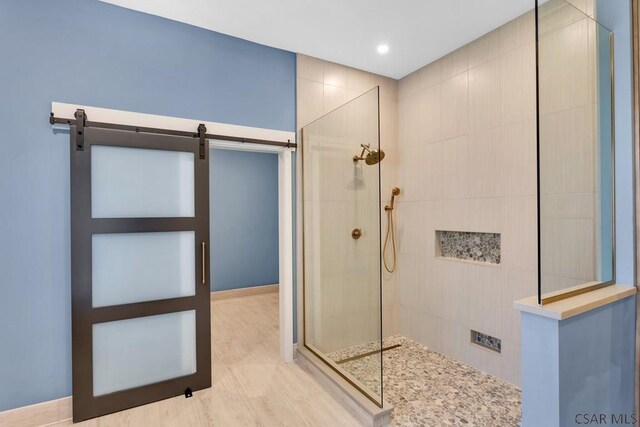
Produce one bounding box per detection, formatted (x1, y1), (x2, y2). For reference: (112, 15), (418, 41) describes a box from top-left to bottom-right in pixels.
(70, 126), (211, 422)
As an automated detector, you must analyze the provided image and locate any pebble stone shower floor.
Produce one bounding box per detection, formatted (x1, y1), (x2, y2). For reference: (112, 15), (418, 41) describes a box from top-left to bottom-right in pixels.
(328, 335), (522, 426)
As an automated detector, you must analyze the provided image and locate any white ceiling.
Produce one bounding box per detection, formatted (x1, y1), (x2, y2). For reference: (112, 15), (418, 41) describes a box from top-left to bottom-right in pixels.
(99, 0), (536, 79)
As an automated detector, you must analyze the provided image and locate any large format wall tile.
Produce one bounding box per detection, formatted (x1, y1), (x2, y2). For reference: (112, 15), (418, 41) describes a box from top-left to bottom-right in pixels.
(469, 59), (501, 133)
(395, 9), (550, 387)
(441, 72), (469, 139)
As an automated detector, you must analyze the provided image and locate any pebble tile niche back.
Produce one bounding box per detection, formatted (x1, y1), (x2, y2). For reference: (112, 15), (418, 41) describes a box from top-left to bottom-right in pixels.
(436, 231), (501, 265)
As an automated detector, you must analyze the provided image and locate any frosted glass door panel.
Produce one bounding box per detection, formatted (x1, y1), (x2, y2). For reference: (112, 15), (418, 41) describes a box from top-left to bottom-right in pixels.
(91, 145), (194, 218)
(92, 231), (195, 308)
(93, 310), (196, 396)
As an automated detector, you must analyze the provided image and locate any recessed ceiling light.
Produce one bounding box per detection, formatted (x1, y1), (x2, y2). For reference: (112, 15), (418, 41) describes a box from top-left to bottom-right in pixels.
(377, 44), (389, 55)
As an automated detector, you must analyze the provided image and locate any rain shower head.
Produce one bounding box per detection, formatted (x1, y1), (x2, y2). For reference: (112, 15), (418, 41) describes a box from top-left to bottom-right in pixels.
(353, 144), (385, 165)
(365, 149), (385, 165)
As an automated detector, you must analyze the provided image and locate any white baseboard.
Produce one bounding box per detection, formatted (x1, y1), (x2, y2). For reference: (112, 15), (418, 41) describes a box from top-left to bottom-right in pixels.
(0, 396), (71, 427)
(210, 283), (279, 301)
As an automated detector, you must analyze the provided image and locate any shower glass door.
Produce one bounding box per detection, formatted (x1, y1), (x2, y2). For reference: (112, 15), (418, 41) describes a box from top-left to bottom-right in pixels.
(302, 87), (383, 406)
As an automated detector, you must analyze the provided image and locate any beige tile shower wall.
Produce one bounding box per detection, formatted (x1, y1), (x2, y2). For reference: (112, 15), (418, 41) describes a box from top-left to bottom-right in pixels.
(396, 12), (538, 387)
(297, 56), (399, 194)
(397, 2), (599, 386)
(297, 55), (399, 352)
(566, 0), (595, 18)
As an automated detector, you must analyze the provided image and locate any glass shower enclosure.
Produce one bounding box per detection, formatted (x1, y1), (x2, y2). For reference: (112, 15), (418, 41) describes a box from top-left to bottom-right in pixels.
(537, 0), (615, 304)
(301, 87), (384, 406)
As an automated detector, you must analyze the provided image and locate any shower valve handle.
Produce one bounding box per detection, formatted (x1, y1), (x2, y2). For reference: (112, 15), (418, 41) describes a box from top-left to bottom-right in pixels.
(351, 228), (362, 240)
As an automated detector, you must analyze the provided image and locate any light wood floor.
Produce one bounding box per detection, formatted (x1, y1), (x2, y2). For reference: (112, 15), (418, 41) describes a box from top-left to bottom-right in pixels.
(55, 293), (364, 426)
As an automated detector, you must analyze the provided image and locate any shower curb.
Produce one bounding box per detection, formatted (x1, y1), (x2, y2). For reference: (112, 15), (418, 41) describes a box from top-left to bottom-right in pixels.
(296, 346), (393, 427)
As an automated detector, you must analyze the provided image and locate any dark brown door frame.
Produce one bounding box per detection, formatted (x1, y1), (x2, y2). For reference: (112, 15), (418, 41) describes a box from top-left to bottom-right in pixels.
(70, 126), (211, 422)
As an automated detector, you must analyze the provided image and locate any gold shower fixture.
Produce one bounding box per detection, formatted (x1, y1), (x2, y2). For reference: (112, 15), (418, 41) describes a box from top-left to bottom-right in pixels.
(383, 187), (400, 273)
(353, 144), (385, 165)
(385, 187), (400, 211)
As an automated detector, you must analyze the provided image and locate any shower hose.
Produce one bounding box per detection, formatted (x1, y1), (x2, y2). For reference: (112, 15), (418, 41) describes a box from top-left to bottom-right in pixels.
(383, 208), (397, 273)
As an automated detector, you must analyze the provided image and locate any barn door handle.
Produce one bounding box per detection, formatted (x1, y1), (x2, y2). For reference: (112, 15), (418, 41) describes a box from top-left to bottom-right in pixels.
(201, 242), (206, 285)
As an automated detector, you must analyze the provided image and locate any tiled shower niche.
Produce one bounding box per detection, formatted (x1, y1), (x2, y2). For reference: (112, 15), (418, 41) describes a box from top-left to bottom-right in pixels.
(436, 231), (501, 265)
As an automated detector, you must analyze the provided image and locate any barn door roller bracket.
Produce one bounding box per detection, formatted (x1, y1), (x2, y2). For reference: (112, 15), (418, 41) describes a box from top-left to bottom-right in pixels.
(198, 124), (207, 159)
(74, 109), (87, 151)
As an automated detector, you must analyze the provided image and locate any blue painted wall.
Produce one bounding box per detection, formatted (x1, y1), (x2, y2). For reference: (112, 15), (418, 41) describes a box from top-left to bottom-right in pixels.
(210, 149), (279, 291)
(521, 296), (636, 426)
(0, 0), (295, 412)
(558, 297), (636, 426)
(521, 313), (560, 426)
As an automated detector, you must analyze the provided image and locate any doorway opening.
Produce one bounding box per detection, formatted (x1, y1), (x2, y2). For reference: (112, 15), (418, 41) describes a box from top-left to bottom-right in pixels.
(208, 147), (281, 370)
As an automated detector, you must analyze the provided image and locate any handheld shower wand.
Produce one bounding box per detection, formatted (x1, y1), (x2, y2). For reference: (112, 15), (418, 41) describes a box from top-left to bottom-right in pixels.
(383, 187), (400, 273)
